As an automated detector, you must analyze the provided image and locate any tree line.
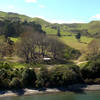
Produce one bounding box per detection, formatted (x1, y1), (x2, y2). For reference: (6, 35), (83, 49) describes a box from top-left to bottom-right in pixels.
(1, 56), (100, 89)
(0, 17), (80, 64)
(0, 62), (83, 89)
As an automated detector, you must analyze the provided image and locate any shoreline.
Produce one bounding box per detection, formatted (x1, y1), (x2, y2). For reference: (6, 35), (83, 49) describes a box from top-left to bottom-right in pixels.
(1, 84), (100, 98)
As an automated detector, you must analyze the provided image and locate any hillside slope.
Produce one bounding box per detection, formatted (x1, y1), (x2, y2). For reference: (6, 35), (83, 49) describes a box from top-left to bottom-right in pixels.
(0, 11), (100, 36)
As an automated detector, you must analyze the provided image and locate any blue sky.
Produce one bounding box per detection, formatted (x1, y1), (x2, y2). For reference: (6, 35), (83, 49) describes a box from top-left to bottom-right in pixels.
(0, 0), (100, 23)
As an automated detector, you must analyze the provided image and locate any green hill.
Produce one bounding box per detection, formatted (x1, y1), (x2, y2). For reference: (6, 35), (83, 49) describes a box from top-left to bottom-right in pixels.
(32, 17), (50, 26)
(0, 11), (31, 21)
(88, 21), (100, 35)
(0, 11), (100, 37)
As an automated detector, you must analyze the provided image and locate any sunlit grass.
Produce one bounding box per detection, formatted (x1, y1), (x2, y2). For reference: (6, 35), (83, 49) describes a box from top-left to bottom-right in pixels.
(10, 37), (20, 42)
(60, 36), (93, 52)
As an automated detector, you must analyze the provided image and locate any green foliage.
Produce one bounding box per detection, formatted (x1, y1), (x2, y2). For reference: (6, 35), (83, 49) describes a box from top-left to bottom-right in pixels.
(10, 77), (22, 89)
(0, 79), (10, 89)
(35, 67), (49, 88)
(0, 62), (11, 69)
(22, 68), (36, 87)
(75, 33), (81, 41)
(49, 65), (83, 87)
(1, 11), (100, 37)
(57, 27), (61, 37)
(81, 57), (100, 79)
(64, 46), (81, 60)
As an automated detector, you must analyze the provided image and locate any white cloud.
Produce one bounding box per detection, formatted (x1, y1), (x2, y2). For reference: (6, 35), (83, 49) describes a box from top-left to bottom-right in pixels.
(32, 16), (87, 24)
(92, 14), (100, 19)
(25, 0), (37, 3)
(39, 5), (45, 8)
(48, 19), (86, 24)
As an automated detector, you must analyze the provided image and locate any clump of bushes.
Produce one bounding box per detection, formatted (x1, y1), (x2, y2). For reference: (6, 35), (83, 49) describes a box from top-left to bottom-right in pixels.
(49, 65), (83, 87)
(0, 62), (84, 89)
(22, 68), (36, 88)
(35, 64), (83, 88)
(84, 78), (100, 84)
(80, 57), (100, 84)
(0, 62), (11, 69)
(81, 60), (100, 79)
(1, 58), (100, 90)
(9, 78), (22, 89)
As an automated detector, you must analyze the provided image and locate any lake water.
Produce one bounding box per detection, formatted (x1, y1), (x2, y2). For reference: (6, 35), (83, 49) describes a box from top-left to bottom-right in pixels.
(1, 91), (100, 100)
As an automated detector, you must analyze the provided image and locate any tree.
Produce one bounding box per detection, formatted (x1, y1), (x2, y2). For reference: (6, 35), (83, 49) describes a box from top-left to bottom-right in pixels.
(81, 58), (100, 79)
(22, 69), (36, 87)
(48, 37), (66, 60)
(17, 33), (67, 63)
(16, 30), (46, 63)
(3, 17), (22, 38)
(57, 26), (61, 37)
(35, 67), (49, 88)
(75, 33), (81, 42)
(50, 65), (82, 87)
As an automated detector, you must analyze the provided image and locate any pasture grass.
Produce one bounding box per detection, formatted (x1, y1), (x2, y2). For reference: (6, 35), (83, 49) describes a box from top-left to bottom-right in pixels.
(60, 35), (93, 52)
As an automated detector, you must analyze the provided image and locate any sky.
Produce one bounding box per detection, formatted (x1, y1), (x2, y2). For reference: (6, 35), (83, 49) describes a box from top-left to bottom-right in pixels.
(0, 0), (100, 23)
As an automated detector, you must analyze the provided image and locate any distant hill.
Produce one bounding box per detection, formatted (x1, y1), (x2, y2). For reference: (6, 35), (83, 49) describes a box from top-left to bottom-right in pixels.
(32, 17), (50, 26)
(0, 11), (31, 21)
(0, 11), (100, 37)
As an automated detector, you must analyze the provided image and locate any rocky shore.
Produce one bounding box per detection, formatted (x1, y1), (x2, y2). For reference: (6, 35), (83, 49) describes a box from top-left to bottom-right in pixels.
(1, 84), (100, 98)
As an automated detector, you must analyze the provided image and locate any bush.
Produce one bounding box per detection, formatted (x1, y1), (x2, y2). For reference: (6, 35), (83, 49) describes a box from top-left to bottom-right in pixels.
(0, 79), (10, 89)
(94, 78), (100, 84)
(10, 78), (22, 89)
(81, 60), (100, 79)
(85, 78), (100, 84)
(49, 65), (83, 87)
(65, 48), (81, 60)
(35, 67), (49, 88)
(22, 68), (36, 87)
(0, 62), (11, 69)
(84, 78), (94, 84)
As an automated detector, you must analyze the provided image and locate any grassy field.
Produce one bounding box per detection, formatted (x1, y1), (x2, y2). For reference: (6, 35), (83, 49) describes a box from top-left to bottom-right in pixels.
(60, 35), (93, 52)
(43, 26), (72, 36)
(59, 35), (94, 62)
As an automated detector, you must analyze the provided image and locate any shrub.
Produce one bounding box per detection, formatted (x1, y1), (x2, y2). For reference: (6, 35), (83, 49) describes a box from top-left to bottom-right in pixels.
(0, 79), (10, 89)
(0, 62), (11, 69)
(84, 78), (94, 84)
(81, 60), (100, 79)
(35, 67), (49, 88)
(94, 78), (100, 84)
(22, 68), (36, 87)
(49, 65), (83, 87)
(10, 78), (22, 89)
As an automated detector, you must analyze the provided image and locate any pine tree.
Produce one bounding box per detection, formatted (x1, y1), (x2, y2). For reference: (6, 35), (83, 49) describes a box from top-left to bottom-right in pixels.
(57, 27), (61, 37)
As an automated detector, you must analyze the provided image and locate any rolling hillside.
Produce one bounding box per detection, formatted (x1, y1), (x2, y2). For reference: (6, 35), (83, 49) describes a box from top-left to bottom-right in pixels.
(0, 11), (100, 36)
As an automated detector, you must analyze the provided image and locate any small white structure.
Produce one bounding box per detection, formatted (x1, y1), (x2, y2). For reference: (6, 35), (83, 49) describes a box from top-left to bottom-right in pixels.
(43, 58), (51, 61)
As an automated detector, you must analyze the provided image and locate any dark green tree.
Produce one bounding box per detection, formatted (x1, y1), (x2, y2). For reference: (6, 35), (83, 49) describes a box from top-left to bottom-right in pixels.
(22, 69), (36, 87)
(57, 27), (61, 37)
(75, 33), (81, 42)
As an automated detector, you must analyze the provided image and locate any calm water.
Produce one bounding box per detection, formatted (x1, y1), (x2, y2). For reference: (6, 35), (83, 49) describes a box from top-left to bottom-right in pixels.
(1, 91), (100, 100)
